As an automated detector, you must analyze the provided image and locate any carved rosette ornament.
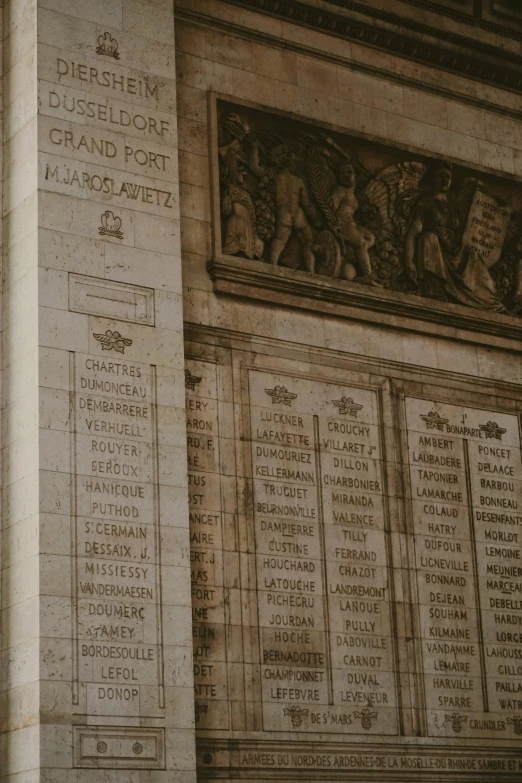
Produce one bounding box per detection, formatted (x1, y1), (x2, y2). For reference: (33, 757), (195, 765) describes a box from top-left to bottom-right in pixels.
(354, 708), (378, 730)
(283, 705), (309, 728)
(216, 101), (522, 319)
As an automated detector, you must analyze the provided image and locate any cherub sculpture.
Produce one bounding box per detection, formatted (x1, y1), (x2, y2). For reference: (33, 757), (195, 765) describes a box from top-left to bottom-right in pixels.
(307, 137), (382, 285)
(331, 161), (377, 283)
(364, 159), (522, 312)
(250, 141), (319, 273)
(360, 159), (427, 287)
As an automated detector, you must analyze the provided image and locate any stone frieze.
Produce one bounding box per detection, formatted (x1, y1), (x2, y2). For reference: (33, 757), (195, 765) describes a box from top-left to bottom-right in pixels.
(211, 99), (522, 341)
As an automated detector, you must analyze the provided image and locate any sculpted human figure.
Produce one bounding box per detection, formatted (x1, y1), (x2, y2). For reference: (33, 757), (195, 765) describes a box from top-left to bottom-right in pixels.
(250, 141), (319, 273)
(331, 161), (378, 285)
(403, 163), (506, 311)
(403, 164), (456, 295)
(220, 144), (262, 260)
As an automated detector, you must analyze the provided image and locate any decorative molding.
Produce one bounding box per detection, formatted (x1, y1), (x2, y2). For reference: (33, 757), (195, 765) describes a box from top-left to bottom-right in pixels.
(323, 0), (522, 41)
(196, 737), (522, 775)
(175, 6), (522, 120)
(208, 255), (522, 349)
(327, 0), (477, 27)
(220, 0), (522, 93)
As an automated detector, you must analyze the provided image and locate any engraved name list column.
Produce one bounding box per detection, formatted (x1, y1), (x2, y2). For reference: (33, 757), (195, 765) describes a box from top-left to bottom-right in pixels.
(249, 371), (398, 735)
(406, 398), (522, 740)
(72, 353), (163, 719)
(29, 0), (193, 777)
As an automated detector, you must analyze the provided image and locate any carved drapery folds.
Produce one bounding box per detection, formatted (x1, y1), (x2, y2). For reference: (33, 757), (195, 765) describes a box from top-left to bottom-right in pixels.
(216, 101), (522, 318)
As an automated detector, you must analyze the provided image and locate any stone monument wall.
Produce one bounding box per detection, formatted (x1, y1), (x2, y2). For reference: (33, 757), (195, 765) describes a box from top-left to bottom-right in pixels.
(175, 0), (522, 780)
(0, 0), (521, 780)
(182, 336), (522, 779)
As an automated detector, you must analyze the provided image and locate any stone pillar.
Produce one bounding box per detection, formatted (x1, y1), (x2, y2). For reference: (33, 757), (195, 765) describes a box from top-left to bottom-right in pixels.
(1, 1), (194, 780)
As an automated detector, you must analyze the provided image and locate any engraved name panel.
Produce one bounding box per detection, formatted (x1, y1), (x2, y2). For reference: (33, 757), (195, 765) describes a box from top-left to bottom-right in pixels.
(405, 398), (522, 739)
(249, 371), (398, 735)
(71, 352), (164, 718)
(186, 361), (230, 730)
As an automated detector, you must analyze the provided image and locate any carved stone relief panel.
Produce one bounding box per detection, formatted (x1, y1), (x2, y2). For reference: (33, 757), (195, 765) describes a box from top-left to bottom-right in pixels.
(209, 98), (522, 345)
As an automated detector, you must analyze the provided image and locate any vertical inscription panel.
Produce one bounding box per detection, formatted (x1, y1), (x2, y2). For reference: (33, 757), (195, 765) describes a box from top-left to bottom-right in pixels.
(72, 352), (164, 721)
(249, 371), (399, 735)
(186, 361), (230, 730)
(405, 398), (522, 740)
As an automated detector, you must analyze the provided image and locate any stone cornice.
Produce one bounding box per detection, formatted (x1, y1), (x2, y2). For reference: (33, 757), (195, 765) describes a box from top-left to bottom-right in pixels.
(176, 3), (522, 120)
(324, 0), (522, 43)
(220, 0), (522, 94)
(208, 257), (522, 352)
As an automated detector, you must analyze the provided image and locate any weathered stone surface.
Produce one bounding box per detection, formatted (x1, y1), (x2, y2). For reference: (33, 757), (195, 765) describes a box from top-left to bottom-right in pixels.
(1, 0), (192, 780)
(2, 1), (522, 781)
